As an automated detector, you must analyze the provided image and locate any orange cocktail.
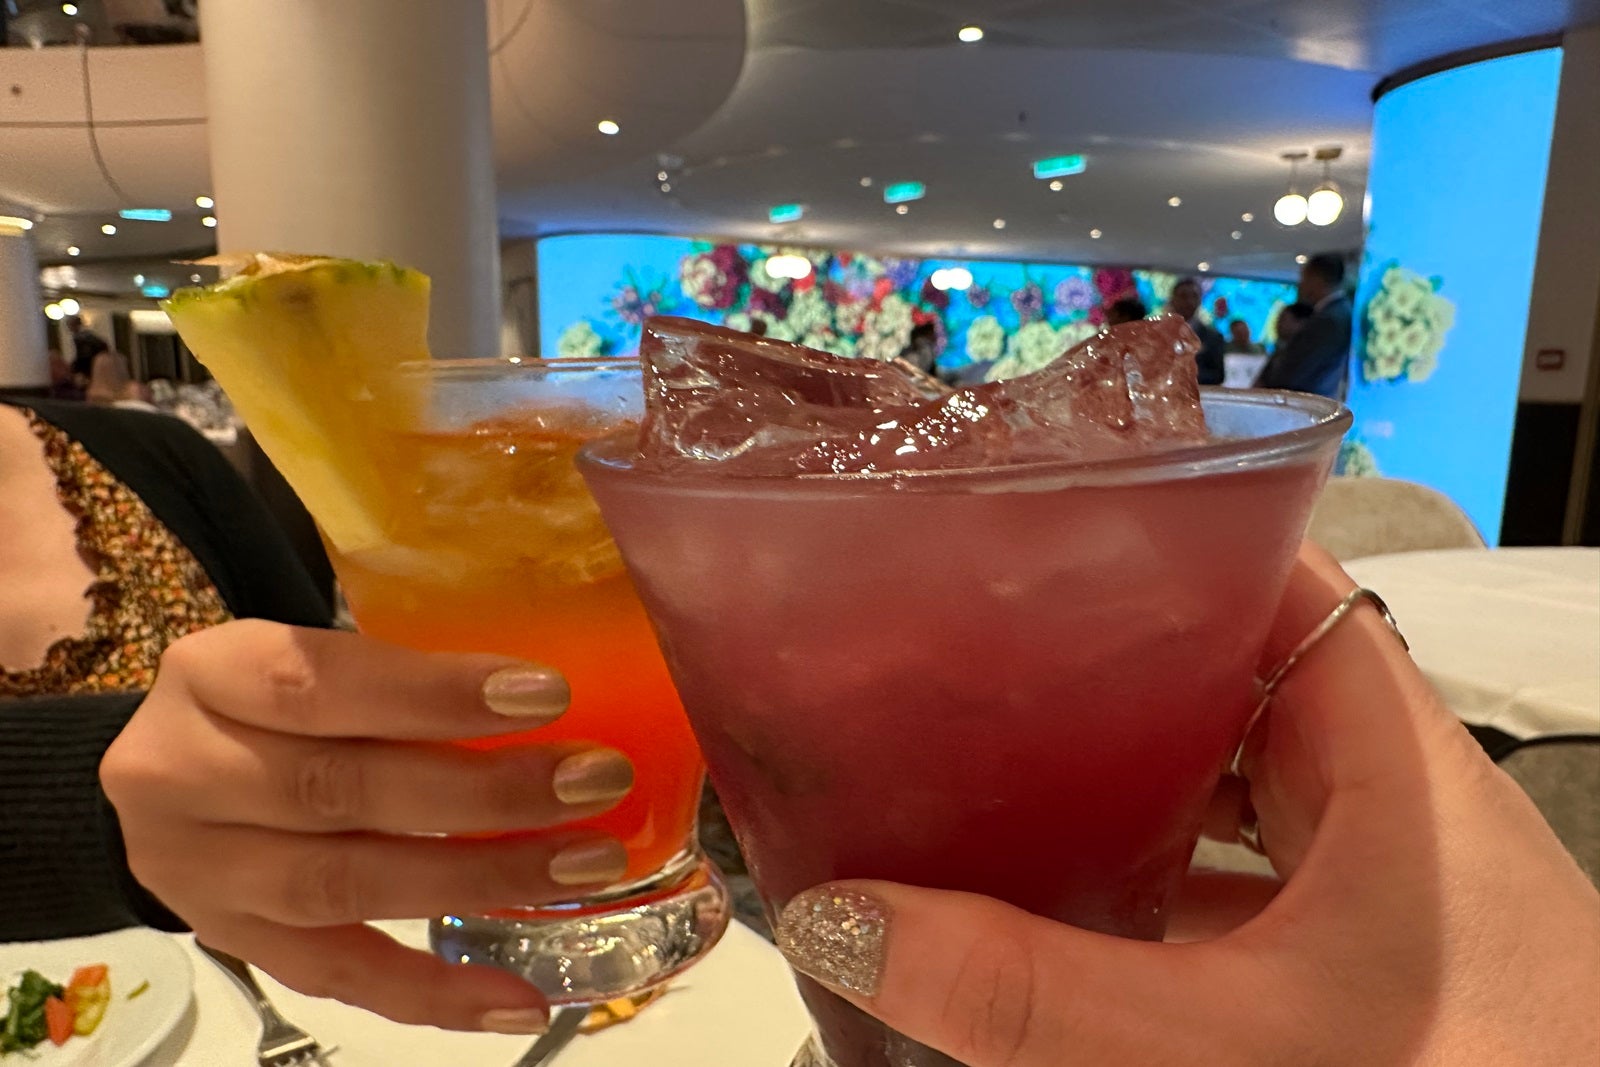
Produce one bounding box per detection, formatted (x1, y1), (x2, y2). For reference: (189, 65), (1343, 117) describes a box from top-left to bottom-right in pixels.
(332, 422), (701, 881)
(326, 359), (726, 1003)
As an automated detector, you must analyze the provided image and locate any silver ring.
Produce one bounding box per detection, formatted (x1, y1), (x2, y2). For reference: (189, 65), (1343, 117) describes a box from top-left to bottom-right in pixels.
(1230, 587), (1408, 779)
(1260, 587), (1407, 699)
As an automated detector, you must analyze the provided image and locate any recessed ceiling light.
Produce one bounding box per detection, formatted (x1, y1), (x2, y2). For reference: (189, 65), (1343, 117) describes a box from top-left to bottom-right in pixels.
(1241, 212), (1254, 222)
(993, 218), (1006, 229)
(1198, 261), (1211, 272)
(958, 25), (984, 43)
(1231, 230), (1243, 240)
(45, 302), (65, 320)
(656, 170), (669, 182)
(0, 215), (34, 231)
(597, 119), (621, 135)
(100, 223), (117, 235)
(195, 195), (214, 209)
(1295, 254), (1309, 265)
(201, 215), (218, 227)
(659, 182), (672, 193)
(1168, 196), (1183, 207)
(1049, 180), (1064, 192)
(895, 204), (909, 215)
(62, 3), (78, 15)
(134, 274), (145, 285)
(859, 176), (873, 187)
(1089, 228), (1103, 239)
(66, 245), (81, 256)
(58, 297), (80, 315)
(190, 273), (202, 283)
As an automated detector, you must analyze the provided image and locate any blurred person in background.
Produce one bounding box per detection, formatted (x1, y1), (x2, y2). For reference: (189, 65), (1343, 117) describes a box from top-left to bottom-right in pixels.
(1257, 255), (1353, 399)
(1105, 296), (1148, 327)
(65, 316), (108, 395)
(1273, 302), (1314, 355)
(1226, 319), (1263, 354)
(1166, 278), (1225, 386)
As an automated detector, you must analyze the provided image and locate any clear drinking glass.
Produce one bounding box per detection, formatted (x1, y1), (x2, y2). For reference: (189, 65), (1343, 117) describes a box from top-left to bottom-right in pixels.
(326, 357), (727, 1003)
(578, 389), (1349, 1065)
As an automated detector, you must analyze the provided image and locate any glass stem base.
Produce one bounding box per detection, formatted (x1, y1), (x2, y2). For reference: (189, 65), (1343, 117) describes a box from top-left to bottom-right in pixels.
(790, 1029), (967, 1067)
(430, 850), (729, 1005)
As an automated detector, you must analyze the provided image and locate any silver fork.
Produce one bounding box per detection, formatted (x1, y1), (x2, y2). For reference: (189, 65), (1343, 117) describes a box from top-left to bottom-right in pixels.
(197, 942), (332, 1067)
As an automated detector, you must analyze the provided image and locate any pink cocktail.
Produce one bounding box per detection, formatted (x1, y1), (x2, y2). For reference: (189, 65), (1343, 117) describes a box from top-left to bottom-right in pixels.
(579, 320), (1348, 1067)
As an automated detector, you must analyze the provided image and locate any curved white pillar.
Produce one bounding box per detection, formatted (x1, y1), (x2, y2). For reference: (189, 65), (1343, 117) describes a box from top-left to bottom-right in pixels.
(0, 230), (49, 389)
(200, 0), (500, 358)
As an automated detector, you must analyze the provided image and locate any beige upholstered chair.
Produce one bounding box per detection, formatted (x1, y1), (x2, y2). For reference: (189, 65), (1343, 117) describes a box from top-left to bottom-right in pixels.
(1307, 476), (1485, 562)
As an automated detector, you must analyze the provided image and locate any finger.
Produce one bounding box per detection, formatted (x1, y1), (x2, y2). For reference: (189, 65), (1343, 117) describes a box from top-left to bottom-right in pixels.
(159, 619), (569, 739)
(153, 716), (633, 833)
(201, 919), (550, 1034)
(1165, 869), (1281, 943)
(133, 825), (628, 927)
(775, 881), (1281, 1067)
(1245, 542), (1478, 878)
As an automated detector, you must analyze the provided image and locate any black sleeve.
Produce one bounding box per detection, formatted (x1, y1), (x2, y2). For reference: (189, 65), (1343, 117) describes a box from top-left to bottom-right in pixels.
(0, 694), (184, 941)
(155, 423), (334, 628)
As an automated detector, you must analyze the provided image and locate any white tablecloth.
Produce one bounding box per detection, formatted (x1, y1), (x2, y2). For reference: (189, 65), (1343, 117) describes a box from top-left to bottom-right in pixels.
(150, 920), (810, 1065)
(1345, 547), (1600, 738)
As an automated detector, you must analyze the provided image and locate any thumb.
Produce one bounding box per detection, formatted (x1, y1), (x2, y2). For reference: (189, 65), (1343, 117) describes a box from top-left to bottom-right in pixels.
(774, 881), (1276, 1067)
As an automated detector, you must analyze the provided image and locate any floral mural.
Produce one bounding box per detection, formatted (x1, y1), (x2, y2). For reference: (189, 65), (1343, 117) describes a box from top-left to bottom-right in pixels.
(540, 236), (1298, 380)
(1337, 439), (1382, 478)
(1359, 261), (1457, 384)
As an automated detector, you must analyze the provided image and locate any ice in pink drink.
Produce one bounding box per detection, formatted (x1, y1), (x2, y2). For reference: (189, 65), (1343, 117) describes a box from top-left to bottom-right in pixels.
(580, 317), (1348, 1067)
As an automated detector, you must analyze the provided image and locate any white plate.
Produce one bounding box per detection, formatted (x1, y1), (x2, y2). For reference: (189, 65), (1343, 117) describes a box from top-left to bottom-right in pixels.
(1, 928), (194, 1067)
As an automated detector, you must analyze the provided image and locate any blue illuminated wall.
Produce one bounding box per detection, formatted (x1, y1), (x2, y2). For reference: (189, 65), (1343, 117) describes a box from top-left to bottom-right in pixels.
(537, 234), (1295, 376)
(1346, 48), (1563, 542)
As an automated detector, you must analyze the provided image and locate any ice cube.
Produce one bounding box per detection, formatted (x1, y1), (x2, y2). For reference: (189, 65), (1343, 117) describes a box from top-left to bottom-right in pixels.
(637, 316), (932, 474)
(1116, 314), (1206, 440)
(634, 315), (1207, 475)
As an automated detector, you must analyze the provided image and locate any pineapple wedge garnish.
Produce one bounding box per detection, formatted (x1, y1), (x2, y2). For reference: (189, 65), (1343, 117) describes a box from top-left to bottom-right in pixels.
(163, 254), (430, 553)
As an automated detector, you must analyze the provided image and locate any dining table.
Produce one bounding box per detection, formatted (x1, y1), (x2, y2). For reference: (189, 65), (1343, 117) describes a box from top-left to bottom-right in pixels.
(1343, 546), (1600, 739)
(148, 918), (811, 1065)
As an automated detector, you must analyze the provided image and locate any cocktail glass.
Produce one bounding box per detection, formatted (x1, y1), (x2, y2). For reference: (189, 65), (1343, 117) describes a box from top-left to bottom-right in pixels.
(579, 388), (1348, 1066)
(328, 357), (727, 1004)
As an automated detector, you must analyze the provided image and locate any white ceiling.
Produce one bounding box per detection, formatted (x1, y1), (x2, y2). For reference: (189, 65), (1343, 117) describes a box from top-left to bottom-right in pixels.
(3, 0), (1596, 296)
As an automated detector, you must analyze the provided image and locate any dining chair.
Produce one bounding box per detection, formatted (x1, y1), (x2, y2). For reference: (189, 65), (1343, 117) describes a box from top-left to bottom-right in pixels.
(1307, 476), (1486, 562)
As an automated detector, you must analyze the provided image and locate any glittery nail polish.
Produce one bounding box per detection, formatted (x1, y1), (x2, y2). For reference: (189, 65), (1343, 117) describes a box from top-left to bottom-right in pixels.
(775, 886), (890, 996)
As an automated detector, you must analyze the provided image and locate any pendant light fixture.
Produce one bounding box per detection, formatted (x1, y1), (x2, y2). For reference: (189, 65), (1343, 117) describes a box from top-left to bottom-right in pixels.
(1274, 150), (1310, 227)
(1307, 145), (1345, 227)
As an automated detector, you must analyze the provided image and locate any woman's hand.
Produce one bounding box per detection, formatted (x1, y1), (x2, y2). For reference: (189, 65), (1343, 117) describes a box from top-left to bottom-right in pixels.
(775, 544), (1600, 1065)
(102, 620), (635, 1035)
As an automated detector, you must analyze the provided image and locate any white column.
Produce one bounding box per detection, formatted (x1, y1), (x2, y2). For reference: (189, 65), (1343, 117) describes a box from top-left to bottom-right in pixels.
(0, 229), (49, 390)
(199, 0), (500, 359)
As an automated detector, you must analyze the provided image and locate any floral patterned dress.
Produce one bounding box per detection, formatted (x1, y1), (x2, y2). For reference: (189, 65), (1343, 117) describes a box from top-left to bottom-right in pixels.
(0, 411), (232, 696)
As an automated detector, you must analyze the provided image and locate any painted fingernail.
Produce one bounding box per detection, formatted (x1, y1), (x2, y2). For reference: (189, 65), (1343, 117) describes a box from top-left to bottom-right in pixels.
(478, 1007), (548, 1035)
(549, 838), (628, 886)
(482, 665), (569, 720)
(552, 749), (635, 805)
(775, 886), (890, 996)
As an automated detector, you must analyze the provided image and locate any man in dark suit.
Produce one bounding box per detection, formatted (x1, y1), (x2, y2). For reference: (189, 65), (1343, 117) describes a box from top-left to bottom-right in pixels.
(1257, 254), (1353, 399)
(1166, 277), (1226, 386)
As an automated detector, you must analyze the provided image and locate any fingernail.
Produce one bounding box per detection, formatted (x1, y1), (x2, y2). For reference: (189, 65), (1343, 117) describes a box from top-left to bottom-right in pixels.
(482, 665), (569, 720)
(552, 749), (635, 805)
(478, 1007), (548, 1035)
(775, 886), (890, 996)
(549, 838), (628, 886)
